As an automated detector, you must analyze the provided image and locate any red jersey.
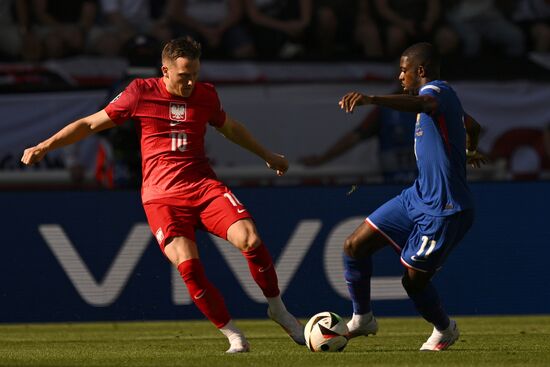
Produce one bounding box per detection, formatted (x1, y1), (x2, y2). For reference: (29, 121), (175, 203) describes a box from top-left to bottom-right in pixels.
(104, 77), (226, 203)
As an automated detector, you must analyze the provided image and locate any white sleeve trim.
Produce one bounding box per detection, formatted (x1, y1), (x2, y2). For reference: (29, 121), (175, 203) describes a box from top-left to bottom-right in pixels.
(420, 85), (441, 93)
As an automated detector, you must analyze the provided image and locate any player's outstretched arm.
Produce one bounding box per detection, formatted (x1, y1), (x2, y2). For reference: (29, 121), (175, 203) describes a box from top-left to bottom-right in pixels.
(464, 113), (488, 168)
(21, 110), (116, 166)
(339, 93), (436, 114)
(216, 114), (288, 176)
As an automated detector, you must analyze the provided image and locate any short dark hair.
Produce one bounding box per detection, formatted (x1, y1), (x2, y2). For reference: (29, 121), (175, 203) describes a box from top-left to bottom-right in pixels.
(402, 42), (440, 77)
(162, 37), (202, 62)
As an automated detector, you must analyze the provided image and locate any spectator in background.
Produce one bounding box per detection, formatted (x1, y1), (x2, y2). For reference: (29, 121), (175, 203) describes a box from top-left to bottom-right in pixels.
(354, 0), (384, 59)
(0, 0), (41, 61)
(374, 0), (459, 57)
(63, 134), (115, 188)
(33, 0), (97, 59)
(445, 0), (525, 58)
(90, 0), (171, 57)
(243, 0), (312, 59)
(163, 0), (255, 59)
(512, 0), (550, 53)
(299, 93), (417, 183)
(0, 0), (20, 60)
(311, 0), (383, 59)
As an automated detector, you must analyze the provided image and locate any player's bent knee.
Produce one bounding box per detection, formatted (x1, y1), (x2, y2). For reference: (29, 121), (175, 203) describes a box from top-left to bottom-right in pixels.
(343, 236), (361, 258)
(163, 236), (199, 265)
(227, 219), (262, 251)
(231, 233), (261, 252)
(344, 235), (377, 259)
(401, 274), (428, 295)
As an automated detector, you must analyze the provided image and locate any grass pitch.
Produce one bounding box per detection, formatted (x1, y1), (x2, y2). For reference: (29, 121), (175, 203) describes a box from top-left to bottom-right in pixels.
(1, 315), (549, 366)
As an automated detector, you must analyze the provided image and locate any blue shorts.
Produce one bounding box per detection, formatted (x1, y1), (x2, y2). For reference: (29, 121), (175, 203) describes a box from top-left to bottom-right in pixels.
(367, 194), (474, 272)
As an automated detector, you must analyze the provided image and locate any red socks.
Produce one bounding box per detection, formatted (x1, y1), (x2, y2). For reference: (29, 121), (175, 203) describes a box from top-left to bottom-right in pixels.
(177, 259), (231, 328)
(177, 244), (279, 328)
(242, 243), (280, 298)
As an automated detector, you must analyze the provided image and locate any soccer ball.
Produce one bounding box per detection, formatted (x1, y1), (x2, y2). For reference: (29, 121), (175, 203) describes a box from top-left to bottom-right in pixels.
(304, 311), (349, 352)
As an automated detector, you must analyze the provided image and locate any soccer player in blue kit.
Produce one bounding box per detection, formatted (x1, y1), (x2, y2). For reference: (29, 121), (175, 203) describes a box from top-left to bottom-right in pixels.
(338, 42), (486, 351)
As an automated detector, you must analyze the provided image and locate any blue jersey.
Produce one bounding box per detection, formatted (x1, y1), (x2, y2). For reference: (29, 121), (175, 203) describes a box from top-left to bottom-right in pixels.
(402, 80), (474, 216)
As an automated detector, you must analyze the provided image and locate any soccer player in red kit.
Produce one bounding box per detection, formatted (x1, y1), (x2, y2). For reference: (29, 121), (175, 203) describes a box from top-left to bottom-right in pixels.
(21, 37), (305, 353)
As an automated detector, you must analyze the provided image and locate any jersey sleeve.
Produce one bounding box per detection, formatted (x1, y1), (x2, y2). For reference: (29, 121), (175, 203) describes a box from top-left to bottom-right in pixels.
(208, 87), (226, 128)
(419, 84), (445, 116)
(104, 80), (140, 125)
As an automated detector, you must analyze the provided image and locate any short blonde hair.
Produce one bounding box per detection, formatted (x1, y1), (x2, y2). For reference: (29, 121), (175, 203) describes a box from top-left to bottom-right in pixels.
(162, 37), (202, 62)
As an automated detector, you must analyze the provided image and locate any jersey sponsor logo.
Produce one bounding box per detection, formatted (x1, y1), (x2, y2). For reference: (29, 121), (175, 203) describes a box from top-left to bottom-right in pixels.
(169, 102), (186, 123)
(237, 208), (247, 213)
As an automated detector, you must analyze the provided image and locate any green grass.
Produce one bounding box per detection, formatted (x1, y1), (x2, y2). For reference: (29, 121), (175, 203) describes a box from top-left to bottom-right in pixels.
(1, 316), (549, 366)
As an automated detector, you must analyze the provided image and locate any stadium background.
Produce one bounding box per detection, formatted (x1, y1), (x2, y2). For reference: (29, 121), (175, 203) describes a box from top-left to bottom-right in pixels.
(1, 0), (550, 323)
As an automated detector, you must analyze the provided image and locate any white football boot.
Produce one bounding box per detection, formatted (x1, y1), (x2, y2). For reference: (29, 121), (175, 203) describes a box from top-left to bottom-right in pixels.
(267, 308), (306, 345)
(225, 335), (250, 353)
(420, 319), (459, 351)
(220, 320), (250, 353)
(346, 312), (379, 339)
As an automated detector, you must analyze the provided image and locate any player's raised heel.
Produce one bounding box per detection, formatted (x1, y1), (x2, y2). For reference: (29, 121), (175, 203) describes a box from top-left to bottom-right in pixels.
(346, 313), (379, 339)
(225, 336), (250, 353)
(419, 319), (459, 351)
(267, 308), (306, 345)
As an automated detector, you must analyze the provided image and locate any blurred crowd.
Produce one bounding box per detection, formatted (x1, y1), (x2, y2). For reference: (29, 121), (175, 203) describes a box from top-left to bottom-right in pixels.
(2, 0), (550, 190)
(0, 0), (549, 64)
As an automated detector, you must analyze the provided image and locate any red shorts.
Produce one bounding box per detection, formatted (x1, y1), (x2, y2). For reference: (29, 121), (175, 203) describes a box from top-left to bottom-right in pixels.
(143, 179), (252, 250)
